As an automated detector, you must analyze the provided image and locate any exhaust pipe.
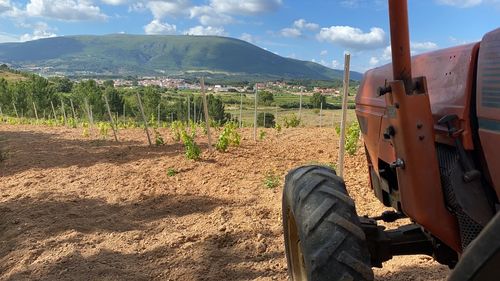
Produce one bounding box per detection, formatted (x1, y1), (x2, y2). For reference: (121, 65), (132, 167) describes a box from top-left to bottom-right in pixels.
(388, 0), (413, 95)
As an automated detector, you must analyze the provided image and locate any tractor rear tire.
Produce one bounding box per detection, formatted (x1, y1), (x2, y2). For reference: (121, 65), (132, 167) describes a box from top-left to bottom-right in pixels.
(283, 165), (374, 281)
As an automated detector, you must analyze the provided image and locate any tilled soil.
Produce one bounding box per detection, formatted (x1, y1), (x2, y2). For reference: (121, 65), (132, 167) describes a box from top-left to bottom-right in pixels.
(0, 125), (450, 280)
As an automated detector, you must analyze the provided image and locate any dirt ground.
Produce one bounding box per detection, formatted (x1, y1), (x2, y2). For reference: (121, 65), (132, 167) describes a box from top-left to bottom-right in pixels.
(0, 124), (450, 280)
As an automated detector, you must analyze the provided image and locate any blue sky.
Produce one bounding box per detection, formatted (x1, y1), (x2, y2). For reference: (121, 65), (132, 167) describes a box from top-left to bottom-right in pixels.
(0, 0), (499, 72)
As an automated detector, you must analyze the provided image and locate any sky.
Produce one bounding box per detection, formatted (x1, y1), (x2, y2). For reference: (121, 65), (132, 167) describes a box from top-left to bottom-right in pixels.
(0, 0), (499, 72)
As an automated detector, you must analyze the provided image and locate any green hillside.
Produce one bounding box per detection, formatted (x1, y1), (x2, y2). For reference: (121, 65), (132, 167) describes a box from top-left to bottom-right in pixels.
(0, 35), (362, 81)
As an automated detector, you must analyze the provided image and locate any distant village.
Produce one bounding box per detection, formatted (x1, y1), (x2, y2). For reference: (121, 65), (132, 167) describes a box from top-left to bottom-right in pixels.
(105, 77), (343, 96)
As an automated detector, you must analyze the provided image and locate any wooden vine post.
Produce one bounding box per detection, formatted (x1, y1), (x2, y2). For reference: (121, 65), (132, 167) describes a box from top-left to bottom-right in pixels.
(136, 92), (152, 146)
(194, 100), (197, 123)
(12, 102), (19, 118)
(70, 99), (77, 121)
(239, 91), (243, 128)
(50, 101), (57, 120)
(319, 102), (323, 128)
(299, 92), (303, 120)
(337, 53), (351, 178)
(157, 104), (161, 127)
(84, 98), (94, 126)
(187, 95), (191, 122)
(253, 84), (258, 141)
(201, 77), (213, 152)
(275, 105), (278, 124)
(103, 94), (119, 142)
(60, 99), (67, 126)
(32, 102), (39, 121)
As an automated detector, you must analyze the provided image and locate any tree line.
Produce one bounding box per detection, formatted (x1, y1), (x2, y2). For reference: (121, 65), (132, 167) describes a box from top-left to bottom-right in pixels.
(0, 69), (230, 124)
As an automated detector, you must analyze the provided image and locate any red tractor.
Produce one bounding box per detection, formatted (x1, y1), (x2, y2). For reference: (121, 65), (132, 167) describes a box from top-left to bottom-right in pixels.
(282, 1), (500, 280)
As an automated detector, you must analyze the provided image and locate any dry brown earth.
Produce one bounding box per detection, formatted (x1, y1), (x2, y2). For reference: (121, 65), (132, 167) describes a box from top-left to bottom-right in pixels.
(0, 125), (450, 280)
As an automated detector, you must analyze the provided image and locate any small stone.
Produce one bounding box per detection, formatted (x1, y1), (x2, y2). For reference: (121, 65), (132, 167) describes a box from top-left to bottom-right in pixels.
(256, 233), (264, 241)
(218, 226), (226, 232)
(256, 242), (266, 253)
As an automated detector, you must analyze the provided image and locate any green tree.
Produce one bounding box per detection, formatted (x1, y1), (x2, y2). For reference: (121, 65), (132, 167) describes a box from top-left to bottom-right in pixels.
(208, 94), (226, 123)
(142, 86), (161, 117)
(0, 78), (10, 111)
(72, 80), (105, 119)
(49, 77), (73, 93)
(29, 75), (55, 116)
(103, 80), (114, 88)
(310, 92), (326, 109)
(258, 91), (274, 105)
(104, 86), (123, 114)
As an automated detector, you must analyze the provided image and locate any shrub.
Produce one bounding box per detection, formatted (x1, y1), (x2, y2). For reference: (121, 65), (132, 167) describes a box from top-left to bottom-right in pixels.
(259, 130), (266, 140)
(97, 122), (110, 139)
(263, 171), (280, 189)
(257, 112), (275, 128)
(154, 128), (164, 146)
(82, 122), (90, 137)
(170, 121), (183, 142)
(275, 123), (282, 133)
(283, 114), (301, 128)
(335, 121), (361, 155)
(167, 168), (177, 177)
(346, 121), (361, 156)
(68, 117), (77, 128)
(181, 129), (201, 160)
(216, 122), (241, 152)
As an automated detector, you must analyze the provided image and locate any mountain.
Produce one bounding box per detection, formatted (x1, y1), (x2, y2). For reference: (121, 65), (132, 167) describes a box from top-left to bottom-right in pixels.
(0, 35), (362, 81)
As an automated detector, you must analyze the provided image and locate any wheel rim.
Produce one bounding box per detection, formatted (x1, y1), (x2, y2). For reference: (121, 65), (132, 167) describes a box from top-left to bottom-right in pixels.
(287, 209), (308, 281)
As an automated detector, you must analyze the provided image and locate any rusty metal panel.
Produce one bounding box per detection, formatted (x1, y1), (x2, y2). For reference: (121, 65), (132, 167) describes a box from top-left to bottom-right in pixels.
(357, 43), (480, 150)
(477, 28), (500, 202)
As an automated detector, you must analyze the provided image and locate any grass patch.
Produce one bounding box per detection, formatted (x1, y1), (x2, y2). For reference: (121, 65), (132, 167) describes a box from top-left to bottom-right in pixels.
(263, 171), (280, 189)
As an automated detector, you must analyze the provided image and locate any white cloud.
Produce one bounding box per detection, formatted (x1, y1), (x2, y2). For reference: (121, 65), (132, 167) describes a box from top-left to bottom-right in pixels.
(101, 0), (128, 5)
(369, 41), (439, 69)
(320, 50), (328, 56)
(331, 59), (340, 68)
(0, 0), (11, 13)
(280, 27), (301, 38)
(0, 32), (19, 43)
(317, 26), (386, 50)
(293, 19), (319, 31)
(128, 2), (146, 12)
(279, 18), (319, 38)
(369, 56), (379, 66)
(381, 45), (392, 61)
(147, 0), (190, 19)
(189, 5), (233, 26)
(436, 0), (483, 7)
(240, 33), (254, 43)
(381, 41), (439, 61)
(436, 0), (500, 7)
(185, 25), (227, 36)
(210, 0), (282, 15)
(187, 0), (282, 29)
(20, 22), (57, 41)
(411, 41), (438, 52)
(340, 0), (361, 8)
(24, 0), (107, 21)
(144, 19), (177, 35)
